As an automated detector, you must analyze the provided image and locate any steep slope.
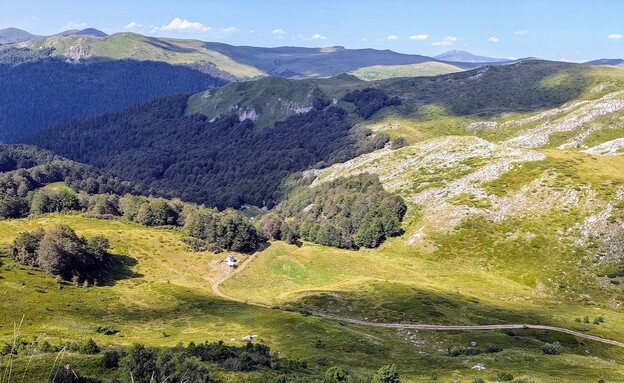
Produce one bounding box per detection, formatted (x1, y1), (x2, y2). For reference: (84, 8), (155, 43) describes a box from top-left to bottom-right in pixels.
(27, 93), (387, 208)
(21, 32), (265, 79)
(0, 58), (226, 142)
(186, 74), (362, 129)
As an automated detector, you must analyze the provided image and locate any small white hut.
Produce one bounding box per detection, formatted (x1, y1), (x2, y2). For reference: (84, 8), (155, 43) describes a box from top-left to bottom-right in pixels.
(225, 255), (237, 268)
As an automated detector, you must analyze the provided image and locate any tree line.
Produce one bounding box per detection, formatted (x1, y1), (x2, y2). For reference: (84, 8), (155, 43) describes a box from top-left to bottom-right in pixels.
(1, 336), (402, 383)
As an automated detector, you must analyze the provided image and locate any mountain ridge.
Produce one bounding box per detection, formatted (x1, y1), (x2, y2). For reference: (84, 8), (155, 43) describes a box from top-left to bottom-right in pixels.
(435, 49), (509, 63)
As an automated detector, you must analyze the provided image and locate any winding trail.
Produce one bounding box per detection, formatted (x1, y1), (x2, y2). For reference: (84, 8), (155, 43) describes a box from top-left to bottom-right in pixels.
(212, 253), (624, 349)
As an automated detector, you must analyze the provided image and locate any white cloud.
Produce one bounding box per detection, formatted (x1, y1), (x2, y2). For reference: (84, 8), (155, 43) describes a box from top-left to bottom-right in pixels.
(387, 34), (399, 40)
(151, 18), (212, 34)
(488, 36), (499, 43)
(59, 21), (87, 31)
(124, 22), (143, 29)
(273, 28), (287, 39)
(608, 34), (623, 40)
(221, 26), (239, 33)
(432, 36), (457, 46)
(514, 29), (528, 35)
(312, 33), (328, 40)
(409, 34), (428, 40)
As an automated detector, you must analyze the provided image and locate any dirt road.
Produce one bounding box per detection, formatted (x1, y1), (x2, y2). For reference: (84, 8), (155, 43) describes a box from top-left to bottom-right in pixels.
(212, 253), (624, 348)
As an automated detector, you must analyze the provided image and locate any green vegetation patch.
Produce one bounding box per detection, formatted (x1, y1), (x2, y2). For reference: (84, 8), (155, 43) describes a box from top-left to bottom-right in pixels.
(350, 62), (462, 81)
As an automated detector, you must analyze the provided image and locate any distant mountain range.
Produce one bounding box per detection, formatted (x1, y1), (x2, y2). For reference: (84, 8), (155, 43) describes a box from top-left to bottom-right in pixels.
(584, 58), (624, 66)
(0, 26), (107, 43)
(1, 27), (512, 80)
(434, 50), (509, 63)
(2, 27), (622, 74)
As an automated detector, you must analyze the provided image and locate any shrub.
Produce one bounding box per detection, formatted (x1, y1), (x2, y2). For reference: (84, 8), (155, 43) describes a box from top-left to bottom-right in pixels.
(80, 338), (100, 354)
(372, 364), (400, 383)
(102, 350), (121, 368)
(390, 136), (408, 150)
(541, 342), (561, 355)
(485, 344), (503, 353)
(490, 371), (514, 381)
(324, 366), (349, 383)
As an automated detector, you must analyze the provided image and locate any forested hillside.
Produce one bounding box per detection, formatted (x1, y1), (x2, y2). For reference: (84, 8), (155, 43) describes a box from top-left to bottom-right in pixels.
(0, 58), (226, 142)
(28, 95), (388, 208)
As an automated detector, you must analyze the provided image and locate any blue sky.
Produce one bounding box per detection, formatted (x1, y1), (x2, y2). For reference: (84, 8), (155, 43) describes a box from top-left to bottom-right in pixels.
(1, 0), (623, 61)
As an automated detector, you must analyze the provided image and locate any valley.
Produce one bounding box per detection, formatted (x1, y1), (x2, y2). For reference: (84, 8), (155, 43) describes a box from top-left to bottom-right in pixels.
(1, 15), (624, 383)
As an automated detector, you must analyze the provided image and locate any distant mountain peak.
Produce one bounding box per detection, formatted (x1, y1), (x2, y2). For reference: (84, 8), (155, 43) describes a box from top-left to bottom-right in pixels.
(56, 28), (108, 37)
(435, 50), (507, 63)
(0, 27), (39, 44)
(75, 28), (108, 37)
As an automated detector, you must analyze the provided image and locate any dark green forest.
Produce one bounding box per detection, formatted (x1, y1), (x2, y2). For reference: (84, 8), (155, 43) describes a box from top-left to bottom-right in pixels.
(260, 174), (407, 249)
(28, 96), (388, 209)
(0, 57), (225, 142)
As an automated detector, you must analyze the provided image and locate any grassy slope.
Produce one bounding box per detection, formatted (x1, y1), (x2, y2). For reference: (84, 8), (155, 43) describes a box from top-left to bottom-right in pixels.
(363, 66), (624, 150)
(186, 74), (362, 130)
(1, 215), (624, 382)
(23, 33), (265, 78)
(349, 62), (462, 80)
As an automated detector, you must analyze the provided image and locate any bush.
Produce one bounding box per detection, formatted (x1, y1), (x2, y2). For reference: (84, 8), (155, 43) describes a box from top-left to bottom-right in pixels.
(324, 366), (349, 383)
(390, 137), (408, 150)
(80, 338), (100, 355)
(541, 342), (561, 355)
(121, 344), (157, 383)
(372, 364), (400, 383)
(490, 371), (513, 381)
(102, 350), (121, 368)
(485, 344), (503, 353)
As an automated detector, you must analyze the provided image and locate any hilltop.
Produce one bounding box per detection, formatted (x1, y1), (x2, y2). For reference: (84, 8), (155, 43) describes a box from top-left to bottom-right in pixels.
(434, 50), (509, 63)
(0, 27), (41, 43)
